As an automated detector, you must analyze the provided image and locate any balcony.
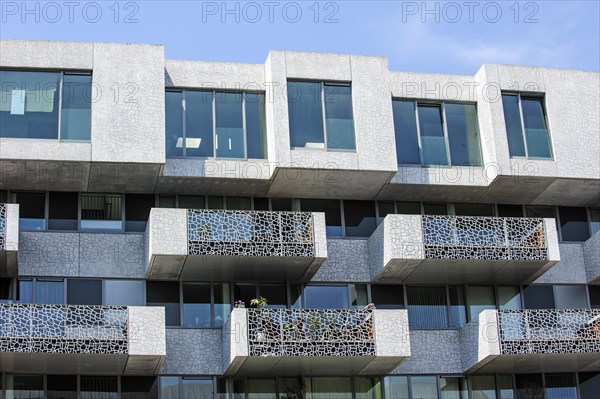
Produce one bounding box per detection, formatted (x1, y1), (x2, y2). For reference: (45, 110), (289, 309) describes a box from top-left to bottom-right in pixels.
(461, 309), (600, 373)
(146, 209), (327, 281)
(0, 304), (166, 375)
(223, 308), (410, 376)
(0, 203), (19, 276)
(369, 215), (559, 283)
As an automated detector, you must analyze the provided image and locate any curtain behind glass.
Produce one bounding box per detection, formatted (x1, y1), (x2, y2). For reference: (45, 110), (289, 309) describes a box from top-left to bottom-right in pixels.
(440, 377), (468, 399)
(410, 376), (438, 399)
(355, 377), (382, 399)
(407, 286), (448, 329)
(471, 376), (497, 399)
(182, 379), (213, 399)
(103, 280), (144, 306)
(384, 376), (409, 399)
(35, 280), (64, 304)
(80, 376), (118, 399)
(545, 374), (577, 399)
(247, 379), (276, 399)
(5, 374), (44, 399)
(306, 377), (352, 399)
(160, 377), (180, 399)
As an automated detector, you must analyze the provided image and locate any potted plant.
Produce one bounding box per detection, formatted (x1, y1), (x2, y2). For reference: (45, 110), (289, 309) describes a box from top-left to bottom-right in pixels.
(234, 300), (245, 308)
(199, 224), (212, 240)
(250, 296), (268, 309)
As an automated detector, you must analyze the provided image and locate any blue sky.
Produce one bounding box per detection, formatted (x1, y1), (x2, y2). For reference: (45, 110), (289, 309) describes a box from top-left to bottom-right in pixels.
(1, 1), (598, 74)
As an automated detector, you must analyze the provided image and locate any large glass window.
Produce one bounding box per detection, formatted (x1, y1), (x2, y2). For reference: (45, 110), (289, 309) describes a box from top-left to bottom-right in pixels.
(183, 283), (212, 328)
(300, 199), (342, 237)
(343, 200), (377, 237)
(589, 286), (600, 309)
(304, 285), (349, 309)
(410, 376), (438, 399)
(125, 194), (155, 232)
(214, 282), (231, 327)
(182, 378), (213, 399)
(48, 192), (78, 231)
(384, 376), (409, 399)
(121, 376), (158, 399)
(440, 377), (468, 399)
(498, 286), (522, 310)
(80, 376), (118, 399)
(305, 377), (352, 399)
(12, 192), (46, 231)
(371, 285), (404, 309)
(470, 375), (497, 399)
(47, 375), (77, 399)
(558, 207), (590, 242)
(553, 285), (588, 309)
(80, 193), (123, 232)
(579, 372), (600, 399)
(514, 374), (543, 399)
(5, 374), (44, 399)
(103, 280), (145, 306)
(165, 89), (266, 159)
(0, 70), (91, 141)
(468, 286), (496, 320)
(545, 373), (577, 399)
(288, 81), (355, 151)
(355, 377), (382, 399)
(449, 285), (467, 328)
(259, 284), (287, 309)
(523, 285), (555, 309)
(147, 281), (180, 326)
(35, 279), (64, 304)
(502, 93), (552, 159)
(67, 279), (102, 305)
(590, 209), (600, 237)
(407, 286), (448, 329)
(393, 100), (482, 166)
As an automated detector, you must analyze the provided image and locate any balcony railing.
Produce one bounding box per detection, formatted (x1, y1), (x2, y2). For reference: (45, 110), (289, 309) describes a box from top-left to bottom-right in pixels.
(498, 309), (600, 355)
(0, 303), (128, 354)
(422, 215), (548, 261)
(188, 210), (315, 257)
(247, 308), (375, 357)
(0, 204), (6, 250)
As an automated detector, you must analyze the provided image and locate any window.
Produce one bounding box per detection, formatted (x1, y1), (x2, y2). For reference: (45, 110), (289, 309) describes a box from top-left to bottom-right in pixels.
(524, 205), (555, 219)
(67, 279), (102, 305)
(558, 207), (590, 242)
(384, 376), (409, 399)
(226, 197), (251, 210)
(48, 192), (78, 230)
(410, 376), (438, 399)
(35, 279), (64, 304)
(545, 373), (577, 399)
(288, 81), (356, 151)
(304, 285), (349, 309)
(470, 375), (497, 399)
(179, 195), (205, 209)
(165, 89), (267, 159)
(407, 286), (449, 329)
(125, 194), (155, 232)
(589, 286), (600, 309)
(553, 285), (587, 309)
(579, 372), (600, 399)
(468, 286), (496, 320)
(0, 70), (92, 140)
(377, 201), (395, 223)
(183, 282), (212, 328)
(5, 374), (44, 399)
(498, 286), (522, 310)
(12, 192), (46, 231)
(121, 377), (158, 399)
(424, 203), (447, 215)
(343, 200), (377, 237)
(80, 193), (123, 232)
(454, 203), (495, 217)
(182, 378), (214, 399)
(397, 202), (421, 215)
(146, 281), (180, 327)
(449, 285), (467, 328)
(47, 375), (77, 399)
(590, 209), (600, 237)
(498, 204), (524, 217)
(371, 285), (404, 309)
(514, 374), (543, 399)
(305, 377), (353, 399)
(439, 377), (468, 399)
(502, 93), (552, 159)
(300, 199), (342, 237)
(350, 284), (369, 309)
(80, 376), (118, 399)
(393, 100), (482, 166)
(523, 285), (554, 309)
(258, 284), (287, 309)
(103, 280), (145, 306)
(355, 377), (382, 399)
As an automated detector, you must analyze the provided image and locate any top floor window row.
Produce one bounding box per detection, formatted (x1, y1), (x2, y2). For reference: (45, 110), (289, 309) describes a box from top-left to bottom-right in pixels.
(393, 99), (483, 166)
(165, 90), (267, 159)
(287, 81), (356, 151)
(0, 70), (92, 141)
(502, 93), (553, 159)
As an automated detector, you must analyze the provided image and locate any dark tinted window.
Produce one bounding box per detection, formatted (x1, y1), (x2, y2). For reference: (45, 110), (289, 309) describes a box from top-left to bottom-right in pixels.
(182, 283), (211, 328)
(47, 375), (77, 399)
(397, 202), (421, 215)
(502, 94), (526, 157)
(48, 192), (78, 230)
(515, 374), (543, 399)
(589, 286), (600, 309)
(226, 197), (251, 210)
(377, 201), (395, 223)
(449, 285), (467, 328)
(80, 376), (118, 398)
(146, 281), (180, 326)
(271, 198), (293, 211)
(259, 284), (287, 308)
(13, 192), (46, 231)
(253, 197), (270, 211)
(371, 285), (404, 309)
(454, 203), (495, 216)
(158, 195), (176, 208)
(179, 195), (205, 209)
(126, 194), (155, 232)
(67, 279), (102, 305)
(579, 372), (600, 399)
(121, 377), (158, 399)
(553, 285), (588, 309)
(304, 285), (348, 309)
(207, 196), (223, 210)
(558, 207), (590, 242)
(165, 91), (183, 157)
(423, 203), (447, 215)
(233, 283), (257, 307)
(407, 286), (448, 329)
(523, 285), (555, 309)
(393, 100), (420, 164)
(185, 90), (213, 158)
(525, 205), (555, 218)
(343, 200), (377, 237)
(300, 199), (342, 237)
(497, 204), (524, 217)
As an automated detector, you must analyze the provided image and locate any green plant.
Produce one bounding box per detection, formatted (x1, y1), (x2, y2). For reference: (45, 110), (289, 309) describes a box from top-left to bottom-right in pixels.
(199, 224), (212, 238)
(250, 296), (268, 308)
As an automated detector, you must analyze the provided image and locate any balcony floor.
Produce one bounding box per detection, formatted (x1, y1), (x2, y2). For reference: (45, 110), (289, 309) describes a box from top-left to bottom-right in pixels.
(375, 258), (556, 284)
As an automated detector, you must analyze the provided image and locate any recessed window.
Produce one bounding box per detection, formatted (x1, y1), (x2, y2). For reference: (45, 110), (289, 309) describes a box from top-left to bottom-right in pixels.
(12, 192), (46, 231)
(523, 285), (555, 309)
(343, 200), (376, 237)
(125, 194), (155, 232)
(0, 70), (91, 141)
(183, 282), (212, 328)
(258, 284), (287, 309)
(165, 90), (267, 159)
(49, 192), (78, 231)
(371, 285), (404, 309)
(80, 376), (118, 399)
(468, 286), (496, 320)
(502, 93), (552, 159)
(5, 375), (44, 399)
(497, 204), (524, 217)
(454, 203), (495, 217)
(80, 193), (123, 232)
(121, 376), (158, 399)
(590, 209), (600, 237)
(407, 286), (449, 329)
(67, 279), (102, 305)
(304, 285), (349, 309)
(103, 280), (145, 306)
(226, 197), (251, 210)
(553, 285), (588, 309)
(179, 195), (205, 210)
(558, 206), (590, 242)
(579, 372), (600, 399)
(146, 281), (180, 327)
(288, 81), (356, 151)
(393, 100), (482, 166)
(300, 199), (342, 237)
(47, 375), (77, 399)
(377, 201), (395, 223)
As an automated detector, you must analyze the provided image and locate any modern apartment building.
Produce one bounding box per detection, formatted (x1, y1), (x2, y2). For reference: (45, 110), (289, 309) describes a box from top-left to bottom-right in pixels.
(0, 39), (599, 398)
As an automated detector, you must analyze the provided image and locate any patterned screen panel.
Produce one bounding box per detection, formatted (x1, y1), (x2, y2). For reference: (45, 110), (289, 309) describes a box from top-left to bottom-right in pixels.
(0, 204), (6, 250)
(0, 304), (128, 355)
(188, 210), (315, 257)
(498, 309), (600, 354)
(422, 216), (548, 260)
(247, 308), (375, 357)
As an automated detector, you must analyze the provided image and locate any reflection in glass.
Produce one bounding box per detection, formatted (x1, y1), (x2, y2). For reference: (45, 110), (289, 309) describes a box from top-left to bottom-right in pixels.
(13, 192), (46, 231)
(446, 103), (482, 166)
(245, 92), (267, 159)
(449, 285), (467, 328)
(147, 281), (180, 326)
(515, 374), (544, 399)
(371, 285), (404, 309)
(5, 374), (44, 399)
(410, 376), (438, 399)
(497, 375), (515, 399)
(300, 199), (342, 237)
(121, 376), (158, 399)
(545, 373), (577, 399)
(182, 378), (213, 399)
(47, 375), (77, 399)
(471, 375), (497, 399)
(325, 84), (355, 150)
(579, 372), (600, 399)
(418, 104), (448, 165)
(558, 207), (590, 242)
(553, 285), (588, 309)
(104, 280), (144, 306)
(165, 91), (183, 156)
(160, 376), (180, 399)
(440, 377), (468, 399)
(350, 284), (369, 309)
(80, 193), (123, 232)
(305, 377), (352, 399)
(304, 285), (348, 309)
(384, 376), (409, 399)
(61, 74), (92, 140)
(36, 280), (64, 304)
(407, 286), (448, 329)
(468, 286), (496, 320)
(521, 97), (552, 158)
(49, 192), (78, 230)
(288, 81), (325, 148)
(183, 283), (211, 328)
(355, 377), (382, 399)
(185, 91), (214, 157)
(214, 283), (231, 327)
(344, 200), (377, 237)
(216, 92), (245, 159)
(0, 70), (60, 139)
(247, 379), (276, 399)
(80, 376), (118, 399)
(393, 100), (420, 164)
(498, 286), (522, 310)
(502, 94), (526, 157)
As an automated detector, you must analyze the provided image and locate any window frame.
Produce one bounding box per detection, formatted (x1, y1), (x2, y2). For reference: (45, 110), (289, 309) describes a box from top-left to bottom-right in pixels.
(392, 98), (483, 167)
(288, 80), (356, 152)
(165, 88), (266, 160)
(0, 69), (92, 142)
(502, 92), (554, 160)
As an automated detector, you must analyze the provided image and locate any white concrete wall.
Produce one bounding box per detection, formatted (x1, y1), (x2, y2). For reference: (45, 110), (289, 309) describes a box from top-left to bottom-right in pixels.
(4, 204), (19, 252)
(312, 212), (328, 261)
(373, 309), (411, 358)
(460, 309), (500, 373)
(127, 306), (166, 357)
